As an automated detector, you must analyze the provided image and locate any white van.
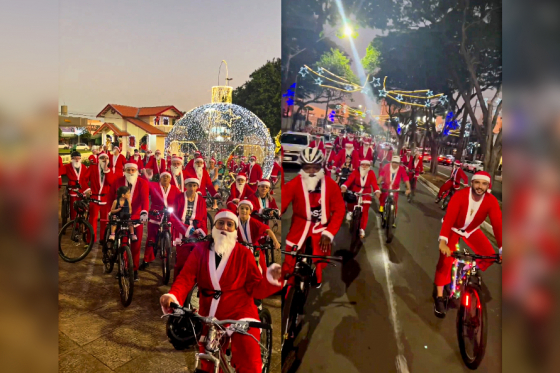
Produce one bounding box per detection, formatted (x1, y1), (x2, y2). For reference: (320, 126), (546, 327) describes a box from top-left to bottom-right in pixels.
(281, 131), (311, 164)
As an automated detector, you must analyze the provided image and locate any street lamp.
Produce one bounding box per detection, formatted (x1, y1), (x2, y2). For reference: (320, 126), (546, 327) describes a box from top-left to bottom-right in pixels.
(344, 25), (353, 37)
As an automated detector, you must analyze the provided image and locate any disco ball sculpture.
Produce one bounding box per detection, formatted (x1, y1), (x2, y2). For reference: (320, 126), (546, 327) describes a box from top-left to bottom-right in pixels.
(165, 103), (275, 177)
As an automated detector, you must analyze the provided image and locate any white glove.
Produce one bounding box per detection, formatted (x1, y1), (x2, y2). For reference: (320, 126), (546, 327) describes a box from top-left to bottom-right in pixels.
(140, 212), (148, 223)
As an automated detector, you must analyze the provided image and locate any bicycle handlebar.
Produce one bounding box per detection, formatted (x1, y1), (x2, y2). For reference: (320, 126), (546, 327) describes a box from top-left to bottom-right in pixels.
(167, 303), (271, 330)
(452, 251), (501, 263)
(281, 246), (343, 262)
(381, 188), (402, 193)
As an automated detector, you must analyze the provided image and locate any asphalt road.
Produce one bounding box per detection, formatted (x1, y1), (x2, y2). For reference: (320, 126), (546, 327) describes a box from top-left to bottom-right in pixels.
(281, 164), (501, 373)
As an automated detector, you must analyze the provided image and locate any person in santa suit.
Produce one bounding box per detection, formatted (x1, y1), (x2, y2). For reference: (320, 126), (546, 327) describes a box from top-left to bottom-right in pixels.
(139, 171), (181, 271)
(237, 200), (281, 272)
(323, 142), (337, 178)
(433, 171), (502, 318)
(378, 156), (411, 221)
(145, 149), (167, 178)
(108, 163), (149, 281)
(143, 149), (153, 167)
(108, 146), (126, 179)
(239, 156), (248, 173)
(401, 148), (413, 165)
(58, 155), (63, 188)
(160, 210), (282, 373)
(333, 133), (344, 153)
(170, 173), (208, 282)
(341, 159), (381, 238)
(226, 172), (253, 212)
(186, 155), (220, 200)
(282, 147), (345, 288)
(359, 138), (374, 164)
(185, 150), (201, 170)
(228, 155), (237, 173)
(399, 146), (407, 158)
(246, 155), (263, 192)
(83, 153), (114, 243)
(61, 151), (90, 220)
(342, 132), (359, 148)
(128, 149), (144, 172)
(309, 135), (326, 155)
(169, 155), (186, 193)
(249, 179), (279, 224)
(435, 161), (468, 203)
(88, 146), (100, 165)
(404, 150), (423, 196)
(378, 144), (394, 167)
(335, 141), (360, 172)
(270, 155), (282, 191)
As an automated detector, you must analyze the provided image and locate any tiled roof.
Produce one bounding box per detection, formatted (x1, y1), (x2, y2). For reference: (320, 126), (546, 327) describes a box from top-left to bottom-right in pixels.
(125, 118), (167, 135)
(93, 122), (130, 136)
(138, 105), (182, 117)
(97, 104), (182, 118)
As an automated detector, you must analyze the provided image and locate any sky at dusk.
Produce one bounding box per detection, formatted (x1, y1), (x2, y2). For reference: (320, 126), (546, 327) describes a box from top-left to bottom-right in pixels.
(58, 0), (280, 117)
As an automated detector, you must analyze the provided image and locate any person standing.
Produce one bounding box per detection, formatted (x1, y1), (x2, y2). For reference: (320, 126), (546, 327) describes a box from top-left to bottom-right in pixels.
(145, 149), (166, 178)
(109, 146), (126, 178)
(61, 151), (90, 219)
(83, 153), (114, 243)
(246, 155), (263, 192)
(88, 146), (100, 165)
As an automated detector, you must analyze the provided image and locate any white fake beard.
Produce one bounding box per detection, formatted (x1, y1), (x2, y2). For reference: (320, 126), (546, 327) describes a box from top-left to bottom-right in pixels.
(155, 155), (161, 160)
(212, 227), (237, 257)
(171, 166), (182, 176)
(125, 172), (138, 185)
(345, 148), (353, 157)
(72, 160), (81, 168)
(299, 168), (324, 191)
(360, 168), (370, 178)
(134, 155), (139, 160)
(390, 164), (399, 172)
(144, 169), (153, 179)
(195, 165), (203, 179)
(235, 182), (245, 194)
(250, 161), (256, 166)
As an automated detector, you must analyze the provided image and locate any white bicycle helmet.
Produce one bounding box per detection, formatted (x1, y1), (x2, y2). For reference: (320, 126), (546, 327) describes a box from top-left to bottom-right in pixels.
(299, 146), (325, 165)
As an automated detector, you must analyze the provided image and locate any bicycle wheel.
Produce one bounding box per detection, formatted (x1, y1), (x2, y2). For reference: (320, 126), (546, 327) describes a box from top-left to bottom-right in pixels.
(186, 283), (199, 311)
(102, 227), (115, 273)
(457, 284), (487, 369)
(118, 245), (135, 307)
(160, 232), (171, 285)
(61, 197), (69, 226)
(442, 193), (451, 210)
(350, 209), (362, 251)
(385, 203), (394, 243)
(59, 218), (94, 263)
(281, 285), (298, 357)
(259, 307), (273, 373)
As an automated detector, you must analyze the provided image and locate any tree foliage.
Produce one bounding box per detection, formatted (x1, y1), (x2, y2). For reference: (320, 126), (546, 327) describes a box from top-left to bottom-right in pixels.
(232, 59), (281, 136)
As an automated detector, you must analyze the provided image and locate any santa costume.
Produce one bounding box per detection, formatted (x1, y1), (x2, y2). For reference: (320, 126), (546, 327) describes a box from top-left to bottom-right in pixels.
(323, 143), (337, 178)
(378, 156), (409, 214)
(143, 172), (181, 265)
(109, 146), (126, 179)
(143, 150), (153, 167)
(83, 153), (114, 242)
(129, 150), (144, 172)
(401, 149), (413, 166)
(246, 155), (263, 191)
(378, 145), (394, 166)
(249, 179), (279, 224)
(437, 164), (468, 199)
(169, 155), (186, 192)
(270, 158), (282, 185)
(108, 163), (149, 271)
(145, 149), (167, 177)
(281, 170), (345, 284)
(185, 154), (219, 198)
(359, 139), (374, 164)
(342, 160), (381, 231)
(435, 172), (502, 286)
(228, 156), (237, 173)
(309, 137), (326, 155)
(335, 143), (360, 171)
(237, 200), (270, 273)
(163, 209), (281, 373)
(61, 153), (90, 220)
(88, 146), (99, 165)
(405, 153), (423, 191)
(58, 155), (63, 188)
(226, 172), (253, 212)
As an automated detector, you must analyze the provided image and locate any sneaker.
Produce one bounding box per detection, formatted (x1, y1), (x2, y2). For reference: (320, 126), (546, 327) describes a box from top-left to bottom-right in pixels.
(134, 271), (139, 282)
(138, 261), (150, 271)
(346, 212), (352, 221)
(434, 296), (447, 318)
(435, 197), (441, 203)
(359, 229), (365, 238)
(314, 282), (322, 289)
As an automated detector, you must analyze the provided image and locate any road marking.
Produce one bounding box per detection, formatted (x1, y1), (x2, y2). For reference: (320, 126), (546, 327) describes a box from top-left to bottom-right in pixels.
(374, 214), (410, 373)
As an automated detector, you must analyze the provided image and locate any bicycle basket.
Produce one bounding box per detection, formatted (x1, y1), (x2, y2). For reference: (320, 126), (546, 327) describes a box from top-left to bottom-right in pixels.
(166, 313), (202, 350)
(343, 191), (357, 204)
(73, 200), (88, 214)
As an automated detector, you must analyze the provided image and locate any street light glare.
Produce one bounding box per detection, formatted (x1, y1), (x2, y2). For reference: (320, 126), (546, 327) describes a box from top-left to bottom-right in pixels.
(344, 25), (353, 37)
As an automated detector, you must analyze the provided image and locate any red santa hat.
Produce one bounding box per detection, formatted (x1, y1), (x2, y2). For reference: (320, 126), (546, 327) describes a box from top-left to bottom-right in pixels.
(214, 208), (239, 227)
(345, 142), (354, 147)
(325, 142), (333, 148)
(113, 145), (121, 152)
(171, 155), (183, 162)
(236, 172), (247, 181)
(194, 154), (204, 162)
(258, 179), (271, 187)
(238, 199), (254, 210)
(360, 159), (371, 166)
(210, 157), (216, 163)
(160, 171), (171, 178)
(98, 153), (109, 160)
(472, 171), (492, 192)
(184, 171), (200, 186)
(249, 155), (257, 161)
(217, 161), (224, 165)
(124, 163), (138, 170)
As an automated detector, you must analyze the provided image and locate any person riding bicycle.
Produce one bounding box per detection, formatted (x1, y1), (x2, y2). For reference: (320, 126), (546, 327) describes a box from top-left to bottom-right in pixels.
(108, 186), (136, 242)
(246, 155), (263, 192)
(404, 150), (423, 195)
(171, 172), (208, 282)
(160, 210), (282, 373)
(185, 155), (220, 201)
(249, 179), (279, 224)
(359, 138), (374, 165)
(336, 156), (353, 185)
(433, 171), (502, 318)
(61, 151), (90, 220)
(378, 144), (394, 167)
(169, 155), (186, 193)
(84, 152), (114, 243)
(281, 147), (345, 288)
(341, 159), (381, 239)
(226, 172), (253, 212)
(435, 161), (468, 203)
(335, 142), (360, 172)
(377, 156), (412, 225)
(309, 134), (326, 155)
(139, 171), (181, 271)
(323, 142), (337, 178)
(237, 199), (281, 273)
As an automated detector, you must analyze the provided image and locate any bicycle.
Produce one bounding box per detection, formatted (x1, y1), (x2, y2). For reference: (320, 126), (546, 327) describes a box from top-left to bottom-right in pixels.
(60, 184), (71, 226)
(103, 215), (141, 307)
(440, 186), (459, 210)
(281, 242), (343, 362)
(442, 248), (501, 369)
(58, 187), (102, 263)
(253, 207), (280, 235)
(334, 170), (350, 187)
(202, 196), (215, 228)
(380, 188), (402, 243)
(343, 191), (375, 250)
(148, 207), (174, 285)
(165, 302), (273, 373)
(406, 170), (420, 203)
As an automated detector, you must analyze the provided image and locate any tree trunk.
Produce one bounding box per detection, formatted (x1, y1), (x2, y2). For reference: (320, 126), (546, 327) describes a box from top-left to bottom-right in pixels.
(430, 135), (439, 175)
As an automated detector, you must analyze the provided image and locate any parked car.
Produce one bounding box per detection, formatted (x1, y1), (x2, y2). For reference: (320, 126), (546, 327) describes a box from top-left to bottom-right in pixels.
(58, 142), (69, 150)
(74, 143), (90, 151)
(466, 160), (484, 173)
(281, 131), (312, 164)
(423, 152), (432, 162)
(438, 155), (452, 166)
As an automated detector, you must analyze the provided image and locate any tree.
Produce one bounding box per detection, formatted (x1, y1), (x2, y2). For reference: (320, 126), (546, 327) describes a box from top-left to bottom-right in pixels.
(232, 59), (281, 135)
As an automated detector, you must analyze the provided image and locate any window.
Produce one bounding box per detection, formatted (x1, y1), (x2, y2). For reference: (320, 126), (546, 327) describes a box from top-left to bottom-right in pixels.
(162, 116), (169, 125)
(129, 136), (135, 147)
(153, 116), (160, 126)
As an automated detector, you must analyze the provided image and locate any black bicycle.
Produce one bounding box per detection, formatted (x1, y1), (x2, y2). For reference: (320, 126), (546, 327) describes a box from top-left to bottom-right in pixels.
(381, 188), (401, 243)
(406, 170), (420, 203)
(103, 216), (141, 307)
(343, 191), (375, 251)
(165, 303), (273, 373)
(58, 187), (102, 263)
(443, 248), (501, 369)
(281, 242), (343, 363)
(253, 207), (280, 235)
(440, 186), (459, 210)
(60, 184), (71, 226)
(148, 207), (174, 285)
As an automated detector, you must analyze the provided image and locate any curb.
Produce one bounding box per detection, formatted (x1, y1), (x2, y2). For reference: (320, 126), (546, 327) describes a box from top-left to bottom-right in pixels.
(418, 176), (494, 237)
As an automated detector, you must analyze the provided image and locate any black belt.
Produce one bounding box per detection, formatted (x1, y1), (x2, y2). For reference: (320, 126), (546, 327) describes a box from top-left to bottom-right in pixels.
(201, 289), (223, 300)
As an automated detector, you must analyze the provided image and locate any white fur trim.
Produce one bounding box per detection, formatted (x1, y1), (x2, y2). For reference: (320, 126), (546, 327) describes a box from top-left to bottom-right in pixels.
(360, 159), (371, 165)
(162, 293), (179, 314)
(391, 156), (401, 163)
(266, 263), (282, 286)
(124, 163), (138, 169)
(185, 177), (200, 186)
(160, 171), (171, 178)
(438, 236), (449, 244)
(238, 199), (253, 210)
(472, 174), (490, 183)
(322, 230), (335, 241)
(84, 188), (91, 194)
(215, 210), (239, 226)
(258, 180), (271, 187)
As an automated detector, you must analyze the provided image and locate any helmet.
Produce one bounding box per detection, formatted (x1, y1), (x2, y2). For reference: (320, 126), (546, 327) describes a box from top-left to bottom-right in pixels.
(166, 312), (202, 350)
(299, 147), (324, 165)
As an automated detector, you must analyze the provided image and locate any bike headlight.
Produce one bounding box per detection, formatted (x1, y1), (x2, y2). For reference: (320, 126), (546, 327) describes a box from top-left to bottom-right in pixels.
(167, 207), (174, 213)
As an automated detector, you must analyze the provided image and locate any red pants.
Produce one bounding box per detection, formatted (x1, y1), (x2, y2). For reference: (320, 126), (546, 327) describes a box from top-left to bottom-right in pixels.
(88, 202), (110, 243)
(173, 243), (195, 283)
(130, 224), (144, 271)
(379, 192), (399, 214)
(437, 180), (459, 198)
(199, 326), (261, 373)
(143, 222), (160, 263)
(347, 202), (371, 230)
(283, 233), (327, 284)
(434, 229), (496, 286)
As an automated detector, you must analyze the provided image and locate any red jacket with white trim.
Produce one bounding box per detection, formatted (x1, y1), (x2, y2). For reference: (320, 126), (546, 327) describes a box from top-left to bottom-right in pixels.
(378, 164), (409, 190)
(342, 170), (380, 204)
(448, 167), (468, 188)
(145, 157), (167, 175)
(108, 176), (150, 219)
(62, 163), (89, 197)
(171, 191), (208, 244)
(109, 154), (126, 177)
(84, 164), (114, 205)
